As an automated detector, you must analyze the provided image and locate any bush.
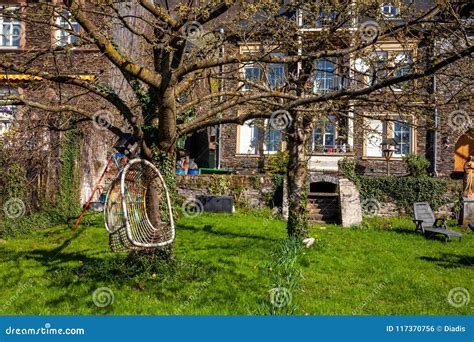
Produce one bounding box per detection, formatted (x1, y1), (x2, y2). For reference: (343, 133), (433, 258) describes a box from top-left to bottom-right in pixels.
(403, 154), (430, 177)
(337, 156), (448, 215)
(338, 157), (358, 181)
(265, 151), (288, 175)
(358, 176), (449, 214)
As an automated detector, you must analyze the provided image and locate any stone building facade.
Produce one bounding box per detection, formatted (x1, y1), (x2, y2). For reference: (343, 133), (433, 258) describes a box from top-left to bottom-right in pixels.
(218, 1), (473, 180)
(0, 2), (116, 208)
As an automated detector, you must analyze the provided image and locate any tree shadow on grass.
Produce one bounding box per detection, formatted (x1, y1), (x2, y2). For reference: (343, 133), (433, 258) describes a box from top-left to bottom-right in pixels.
(419, 253), (474, 269)
(177, 223), (281, 242)
(391, 228), (463, 243)
(0, 221), (275, 313)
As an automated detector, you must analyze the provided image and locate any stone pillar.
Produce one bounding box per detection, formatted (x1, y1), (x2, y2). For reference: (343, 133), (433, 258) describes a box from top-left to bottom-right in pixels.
(459, 197), (474, 227)
(338, 177), (362, 227)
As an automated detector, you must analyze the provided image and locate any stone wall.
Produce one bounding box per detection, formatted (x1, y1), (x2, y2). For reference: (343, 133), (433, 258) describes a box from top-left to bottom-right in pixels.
(363, 179), (463, 218)
(176, 174), (277, 209)
(0, 2), (121, 208)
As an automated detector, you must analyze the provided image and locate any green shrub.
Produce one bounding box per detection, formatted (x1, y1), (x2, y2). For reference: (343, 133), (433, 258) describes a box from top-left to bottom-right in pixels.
(358, 176), (449, 214)
(338, 157), (358, 180)
(403, 154), (430, 177)
(207, 175), (231, 195)
(265, 151), (288, 175)
(0, 129), (81, 237)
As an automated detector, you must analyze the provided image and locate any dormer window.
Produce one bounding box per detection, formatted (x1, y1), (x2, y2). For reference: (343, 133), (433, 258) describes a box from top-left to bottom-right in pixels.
(381, 3), (400, 17)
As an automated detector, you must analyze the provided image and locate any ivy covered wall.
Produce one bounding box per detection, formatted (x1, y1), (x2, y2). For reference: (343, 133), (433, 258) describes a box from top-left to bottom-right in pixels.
(0, 128), (82, 237)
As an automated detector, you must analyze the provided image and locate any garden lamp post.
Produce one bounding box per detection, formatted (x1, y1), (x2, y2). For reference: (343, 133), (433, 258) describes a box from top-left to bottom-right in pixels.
(381, 138), (398, 176)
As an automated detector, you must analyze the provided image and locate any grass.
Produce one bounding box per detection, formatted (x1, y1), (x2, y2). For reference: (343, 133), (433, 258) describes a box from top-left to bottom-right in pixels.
(0, 212), (471, 315)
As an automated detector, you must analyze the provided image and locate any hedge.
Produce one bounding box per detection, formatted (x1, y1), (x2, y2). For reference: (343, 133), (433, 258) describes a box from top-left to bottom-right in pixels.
(357, 176), (449, 214)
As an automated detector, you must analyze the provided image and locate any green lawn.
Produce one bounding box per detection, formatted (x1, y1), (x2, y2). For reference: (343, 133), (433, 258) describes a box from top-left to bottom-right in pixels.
(0, 212), (471, 315)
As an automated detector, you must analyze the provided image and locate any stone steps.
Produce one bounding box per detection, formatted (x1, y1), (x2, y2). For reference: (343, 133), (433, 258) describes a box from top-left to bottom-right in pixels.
(308, 195), (340, 224)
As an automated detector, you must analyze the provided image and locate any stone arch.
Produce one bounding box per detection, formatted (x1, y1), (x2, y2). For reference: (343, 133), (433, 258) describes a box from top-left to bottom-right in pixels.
(454, 131), (474, 172)
(307, 174), (339, 194)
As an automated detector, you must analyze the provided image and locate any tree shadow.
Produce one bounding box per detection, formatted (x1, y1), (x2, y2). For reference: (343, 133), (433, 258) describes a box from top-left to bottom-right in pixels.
(419, 253), (474, 269)
(177, 223), (281, 242)
(391, 228), (462, 243)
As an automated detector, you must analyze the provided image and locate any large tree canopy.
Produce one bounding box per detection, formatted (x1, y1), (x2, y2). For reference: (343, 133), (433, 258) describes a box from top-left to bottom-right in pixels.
(0, 0), (472, 238)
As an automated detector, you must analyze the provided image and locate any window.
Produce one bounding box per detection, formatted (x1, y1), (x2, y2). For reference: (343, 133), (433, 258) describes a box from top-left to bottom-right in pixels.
(393, 52), (412, 90)
(393, 121), (411, 156)
(267, 63), (285, 89)
(364, 118), (412, 158)
(313, 116), (337, 152)
(243, 63), (261, 91)
(365, 119), (385, 157)
(264, 120), (281, 153)
(0, 6), (21, 48)
(381, 3), (400, 17)
(368, 51), (388, 86)
(313, 59), (337, 93)
(316, 7), (338, 28)
(55, 11), (80, 46)
(0, 88), (17, 136)
(238, 120), (259, 154)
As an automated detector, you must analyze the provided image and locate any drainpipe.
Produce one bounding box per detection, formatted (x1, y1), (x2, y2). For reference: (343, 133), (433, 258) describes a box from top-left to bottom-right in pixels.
(432, 40), (438, 177)
(216, 28), (224, 169)
(297, 9), (303, 75)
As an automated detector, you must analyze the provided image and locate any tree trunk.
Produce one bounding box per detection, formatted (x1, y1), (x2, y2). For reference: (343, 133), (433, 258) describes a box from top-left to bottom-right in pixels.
(286, 112), (311, 239)
(138, 87), (177, 261)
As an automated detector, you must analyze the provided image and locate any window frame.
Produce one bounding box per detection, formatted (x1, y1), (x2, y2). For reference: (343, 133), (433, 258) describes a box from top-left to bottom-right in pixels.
(392, 120), (411, 157)
(54, 10), (81, 47)
(266, 62), (286, 90)
(315, 7), (338, 28)
(392, 51), (413, 91)
(0, 5), (21, 49)
(236, 119), (259, 155)
(0, 87), (18, 136)
(313, 58), (338, 94)
(367, 51), (388, 86)
(263, 119), (282, 154)
(381, 2), (400, 18)
(312, 115), (345, 153)
(363, 115), (415, 159)
(242, 62), (261, 91)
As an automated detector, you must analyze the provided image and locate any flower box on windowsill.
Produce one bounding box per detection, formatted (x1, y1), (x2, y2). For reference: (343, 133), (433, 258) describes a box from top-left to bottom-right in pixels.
(311, 146), (353, 155)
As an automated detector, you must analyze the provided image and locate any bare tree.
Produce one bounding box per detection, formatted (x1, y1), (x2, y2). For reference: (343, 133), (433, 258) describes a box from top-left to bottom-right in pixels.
(0, 0), (472, 243)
